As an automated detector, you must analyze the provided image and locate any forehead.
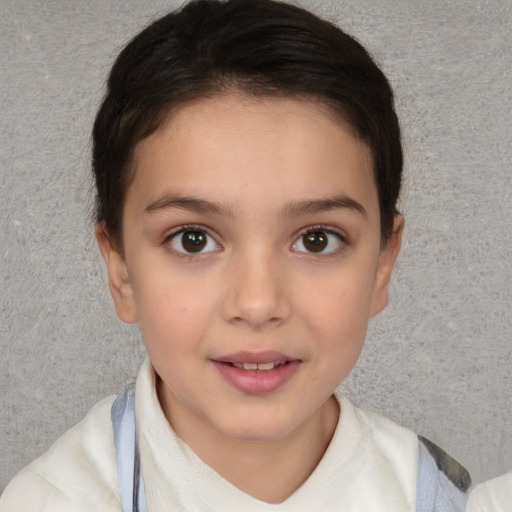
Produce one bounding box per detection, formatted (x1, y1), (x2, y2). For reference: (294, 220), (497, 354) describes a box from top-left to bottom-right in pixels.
(128, 95), (378, 220)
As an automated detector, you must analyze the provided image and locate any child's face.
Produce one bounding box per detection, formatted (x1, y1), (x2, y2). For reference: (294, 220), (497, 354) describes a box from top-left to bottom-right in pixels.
(98, 95), (402, 444)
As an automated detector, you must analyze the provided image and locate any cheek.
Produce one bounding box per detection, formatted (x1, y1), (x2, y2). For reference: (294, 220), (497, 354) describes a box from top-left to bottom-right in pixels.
(131, 265), (219, 353)
(300, 266), (377, 329)
(296, 264), (377, 370)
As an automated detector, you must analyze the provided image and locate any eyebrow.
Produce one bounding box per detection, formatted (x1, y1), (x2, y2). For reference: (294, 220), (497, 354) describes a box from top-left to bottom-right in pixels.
(144, 194), (234, 217)
(144, 193), (366, 218)
(281, 196), (367, 217)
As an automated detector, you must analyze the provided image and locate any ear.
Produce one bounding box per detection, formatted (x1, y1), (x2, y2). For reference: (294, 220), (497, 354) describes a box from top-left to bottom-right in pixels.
(95, 223), (138, 324)
(369, 215), (404, 317)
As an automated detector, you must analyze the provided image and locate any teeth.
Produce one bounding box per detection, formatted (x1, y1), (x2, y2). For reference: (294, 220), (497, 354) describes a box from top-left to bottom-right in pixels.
(232, 362), (277, 370)
(256, 362), (275, 370)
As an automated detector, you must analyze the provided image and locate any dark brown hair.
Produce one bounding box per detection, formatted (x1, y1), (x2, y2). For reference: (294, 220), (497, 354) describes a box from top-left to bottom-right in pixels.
(92, 0), (402, 248)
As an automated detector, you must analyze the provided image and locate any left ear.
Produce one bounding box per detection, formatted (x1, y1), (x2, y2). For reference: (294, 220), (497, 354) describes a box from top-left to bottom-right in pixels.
(369, 215), (404, 317)
(95, 223), (138, 324)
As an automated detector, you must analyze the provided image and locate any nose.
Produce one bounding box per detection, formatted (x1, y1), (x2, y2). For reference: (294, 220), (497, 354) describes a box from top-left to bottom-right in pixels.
(222, 252), (291, 330)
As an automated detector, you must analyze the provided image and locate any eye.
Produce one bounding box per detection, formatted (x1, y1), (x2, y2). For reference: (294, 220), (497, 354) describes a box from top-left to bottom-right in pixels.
(292, 228), (344, 254)
(168, 228), (219, 254)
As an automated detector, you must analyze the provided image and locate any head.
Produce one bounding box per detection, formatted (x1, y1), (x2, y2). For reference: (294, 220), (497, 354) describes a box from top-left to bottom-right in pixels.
(92, 0), (402, 251)
(93, 0), (404, 448)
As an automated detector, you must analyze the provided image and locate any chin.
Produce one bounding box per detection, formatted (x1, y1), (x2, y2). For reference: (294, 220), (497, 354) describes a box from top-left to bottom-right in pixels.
(212, 410), (303, 444)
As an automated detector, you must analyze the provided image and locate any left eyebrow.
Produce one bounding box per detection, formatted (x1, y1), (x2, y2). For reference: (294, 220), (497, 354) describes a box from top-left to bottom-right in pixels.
(144, 194), (234, 217)
(280, 196), (367, 217)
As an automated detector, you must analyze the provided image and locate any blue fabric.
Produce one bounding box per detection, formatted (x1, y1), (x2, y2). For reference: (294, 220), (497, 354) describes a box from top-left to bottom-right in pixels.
(111, 389), (147, 512)
(416, 439), (469, 512)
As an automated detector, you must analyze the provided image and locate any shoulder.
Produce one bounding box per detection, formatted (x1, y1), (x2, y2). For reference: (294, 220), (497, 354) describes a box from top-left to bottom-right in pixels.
(0, 395), (120, 512)
(334, 393), (472, 511)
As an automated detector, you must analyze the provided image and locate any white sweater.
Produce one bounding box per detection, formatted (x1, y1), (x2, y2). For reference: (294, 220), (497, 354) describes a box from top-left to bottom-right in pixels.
(1, 359), (419, 511)
(466, 473), (512, 512)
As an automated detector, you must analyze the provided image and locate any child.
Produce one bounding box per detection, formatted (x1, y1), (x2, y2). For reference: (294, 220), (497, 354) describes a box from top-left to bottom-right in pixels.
(0, 0), (472, 510)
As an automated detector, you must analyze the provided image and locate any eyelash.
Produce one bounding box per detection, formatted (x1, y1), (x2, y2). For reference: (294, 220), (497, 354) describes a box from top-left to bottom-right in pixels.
(292, 225), (347, 256)
(163, 224), (348, 257)
(164, 224), (220, 258)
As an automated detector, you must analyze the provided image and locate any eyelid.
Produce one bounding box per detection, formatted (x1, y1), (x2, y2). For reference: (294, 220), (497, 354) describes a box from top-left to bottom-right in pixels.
(291, 224), (348, 255)
(164, 224), (221, 255)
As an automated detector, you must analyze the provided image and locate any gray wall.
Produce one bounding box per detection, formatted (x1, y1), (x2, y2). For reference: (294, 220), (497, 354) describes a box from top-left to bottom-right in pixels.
(1, 0), (510, 492)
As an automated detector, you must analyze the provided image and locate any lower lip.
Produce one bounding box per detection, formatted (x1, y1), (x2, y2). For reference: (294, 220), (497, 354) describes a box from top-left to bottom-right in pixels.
(212, 360), (301, 394)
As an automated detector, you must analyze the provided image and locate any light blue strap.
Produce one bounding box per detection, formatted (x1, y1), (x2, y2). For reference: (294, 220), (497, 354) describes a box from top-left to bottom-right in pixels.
(111, 389), (148, 512)
(416, 438), (469, 512)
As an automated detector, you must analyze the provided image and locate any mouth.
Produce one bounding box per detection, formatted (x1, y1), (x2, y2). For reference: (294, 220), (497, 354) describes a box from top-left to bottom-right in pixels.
(228, 361), (291, 371)
(213, 351), (298, 370)
(212, 352), (301, 394)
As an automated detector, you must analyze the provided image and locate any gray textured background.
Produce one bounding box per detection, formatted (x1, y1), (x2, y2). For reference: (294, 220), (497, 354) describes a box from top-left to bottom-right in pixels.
(1, 0), (510, 492)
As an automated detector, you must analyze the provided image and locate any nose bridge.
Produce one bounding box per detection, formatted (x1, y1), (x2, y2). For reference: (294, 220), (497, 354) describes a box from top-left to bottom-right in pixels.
(223, 245), (289, 328)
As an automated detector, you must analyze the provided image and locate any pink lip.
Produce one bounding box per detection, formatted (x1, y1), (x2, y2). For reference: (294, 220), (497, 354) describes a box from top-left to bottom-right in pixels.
(212, 351), (301, 395)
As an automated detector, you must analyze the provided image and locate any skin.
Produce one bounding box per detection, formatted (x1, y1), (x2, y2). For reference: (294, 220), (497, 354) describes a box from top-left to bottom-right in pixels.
(96, 95), (403, 503)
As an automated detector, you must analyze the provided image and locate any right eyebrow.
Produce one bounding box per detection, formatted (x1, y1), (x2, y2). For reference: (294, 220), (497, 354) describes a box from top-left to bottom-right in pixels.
(144, 194), (234, 217)
(280, 195), (367, 218)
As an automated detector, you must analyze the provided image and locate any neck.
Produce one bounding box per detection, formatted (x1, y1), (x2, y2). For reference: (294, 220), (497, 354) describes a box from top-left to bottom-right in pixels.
(157, 380), (339, 504)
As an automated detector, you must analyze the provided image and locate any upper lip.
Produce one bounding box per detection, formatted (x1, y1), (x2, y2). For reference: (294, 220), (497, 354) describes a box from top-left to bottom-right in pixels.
(213, 351), (298, 364)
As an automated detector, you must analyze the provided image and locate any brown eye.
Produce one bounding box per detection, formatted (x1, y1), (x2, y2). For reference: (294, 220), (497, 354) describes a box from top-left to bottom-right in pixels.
(303, 231), (328, 252)
(170, 229), (218, 254)
(182, 231), (206, 252)
(292, 229), (343, 254)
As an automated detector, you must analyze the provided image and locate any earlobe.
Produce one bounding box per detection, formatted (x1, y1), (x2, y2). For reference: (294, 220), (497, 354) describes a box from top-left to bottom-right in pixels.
(95, 224), (138, 324)
(369, 215), (404, 317)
